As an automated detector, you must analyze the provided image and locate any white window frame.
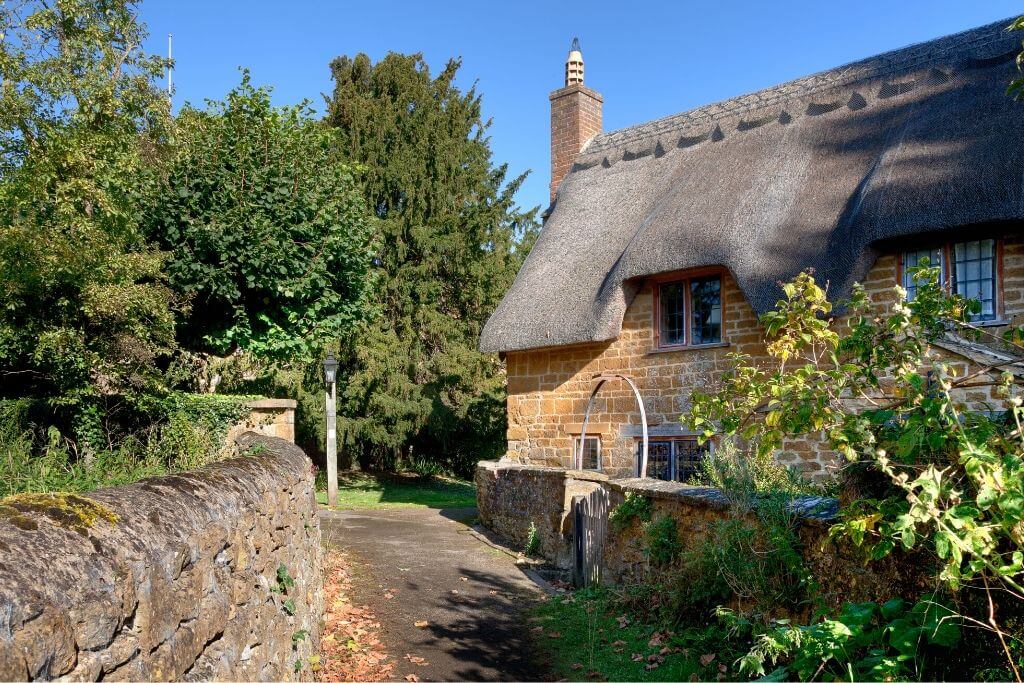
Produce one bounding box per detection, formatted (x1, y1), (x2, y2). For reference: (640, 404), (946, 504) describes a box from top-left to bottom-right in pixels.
(572, 435), (602, 471)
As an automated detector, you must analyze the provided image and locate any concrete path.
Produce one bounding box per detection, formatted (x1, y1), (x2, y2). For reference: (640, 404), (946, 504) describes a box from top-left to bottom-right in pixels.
(319, 507), (547, 682)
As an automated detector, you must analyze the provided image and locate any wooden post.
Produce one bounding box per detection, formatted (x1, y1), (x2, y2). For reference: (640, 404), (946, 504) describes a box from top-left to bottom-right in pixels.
(326, 381), (338, 508)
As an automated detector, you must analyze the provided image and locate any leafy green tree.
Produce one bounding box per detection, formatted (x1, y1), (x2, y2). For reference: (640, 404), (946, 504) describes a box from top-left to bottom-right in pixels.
(325, 52), (538, 473)
(0, 0), (174, 445)
(143, 73), (375, 376)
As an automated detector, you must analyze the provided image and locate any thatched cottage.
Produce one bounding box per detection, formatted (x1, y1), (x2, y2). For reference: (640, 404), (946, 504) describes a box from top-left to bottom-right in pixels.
(481, 19), (1024, 481)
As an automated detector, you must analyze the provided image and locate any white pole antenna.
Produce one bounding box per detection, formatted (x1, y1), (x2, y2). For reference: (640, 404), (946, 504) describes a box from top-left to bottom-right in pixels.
(167, 33), (173, 106)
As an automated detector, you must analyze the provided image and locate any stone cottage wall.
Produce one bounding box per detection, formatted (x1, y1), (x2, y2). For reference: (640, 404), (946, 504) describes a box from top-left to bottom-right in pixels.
(503, 234), (1024, 480)
(0, 432), (322, 681)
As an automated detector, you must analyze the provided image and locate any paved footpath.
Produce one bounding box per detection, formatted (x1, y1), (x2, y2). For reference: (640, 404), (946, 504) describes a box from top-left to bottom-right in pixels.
(319, 507), (547, 682)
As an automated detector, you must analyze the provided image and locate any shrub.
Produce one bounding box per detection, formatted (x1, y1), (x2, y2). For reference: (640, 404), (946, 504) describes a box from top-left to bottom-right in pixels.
(609, 492), (653, 531)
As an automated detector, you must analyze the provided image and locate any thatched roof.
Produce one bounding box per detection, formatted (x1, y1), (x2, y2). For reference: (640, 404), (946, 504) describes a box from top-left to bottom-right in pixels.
(481, 18), (1024, 353)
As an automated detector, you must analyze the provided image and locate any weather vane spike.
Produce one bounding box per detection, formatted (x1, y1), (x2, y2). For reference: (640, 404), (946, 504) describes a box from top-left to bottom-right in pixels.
(571, 37), (580, 52)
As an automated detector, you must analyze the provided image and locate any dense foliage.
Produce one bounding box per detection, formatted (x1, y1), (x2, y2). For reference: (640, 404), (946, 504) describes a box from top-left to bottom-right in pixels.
(326, 53), (538, 474)
(145, 74), (375, 366)
(0, 0), (175, 446)
(0, 0), (535, 484)
(687, 266), (1024, 680)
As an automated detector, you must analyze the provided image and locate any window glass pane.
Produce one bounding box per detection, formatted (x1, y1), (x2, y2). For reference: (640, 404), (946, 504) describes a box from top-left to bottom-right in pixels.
(638, 441), (672, 480)
(954, 240), (996, 320)
(673, 439), (711, 482)
(575, 436), (600, 470)
(902, 248), (943, 301)
(690, 276), (722, 344)
(659, 282), (686, 345)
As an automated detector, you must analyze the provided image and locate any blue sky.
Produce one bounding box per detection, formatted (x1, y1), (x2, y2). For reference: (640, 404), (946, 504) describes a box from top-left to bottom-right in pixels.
(140, 1), (1023, 213)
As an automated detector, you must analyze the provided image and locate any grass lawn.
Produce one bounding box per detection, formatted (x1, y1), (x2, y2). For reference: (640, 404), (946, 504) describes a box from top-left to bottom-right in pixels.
(532, 587), (739, 682)
(316, 470), (476, 509)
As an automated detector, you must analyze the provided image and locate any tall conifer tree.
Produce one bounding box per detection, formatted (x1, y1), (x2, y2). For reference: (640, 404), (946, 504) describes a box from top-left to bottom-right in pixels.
(326, 53), (538, 473)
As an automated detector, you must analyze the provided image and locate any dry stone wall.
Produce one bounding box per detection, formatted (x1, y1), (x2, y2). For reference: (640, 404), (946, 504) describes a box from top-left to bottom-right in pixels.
(477, 460), (916, 611)
(0, 432), (322, 681)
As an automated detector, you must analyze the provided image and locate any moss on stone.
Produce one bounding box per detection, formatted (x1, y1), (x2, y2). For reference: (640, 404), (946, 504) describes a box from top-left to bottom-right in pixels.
(0, 492), (118, 534)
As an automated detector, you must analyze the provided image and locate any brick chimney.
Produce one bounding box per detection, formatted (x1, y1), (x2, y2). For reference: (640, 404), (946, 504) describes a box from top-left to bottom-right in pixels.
(549, 38), (603, 202)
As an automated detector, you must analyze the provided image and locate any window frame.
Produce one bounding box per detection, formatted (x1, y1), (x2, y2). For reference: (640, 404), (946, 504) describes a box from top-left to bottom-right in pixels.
(896, 239), (1004, 323)
(651, 268), (726, 350)
(572, 434), (602, 471)
(635, 437), (714, 482)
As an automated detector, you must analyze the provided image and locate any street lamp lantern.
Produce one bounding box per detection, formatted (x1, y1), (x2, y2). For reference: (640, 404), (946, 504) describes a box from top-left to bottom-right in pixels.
(323, 352), (338, 385)
(323, 351), (339, 507)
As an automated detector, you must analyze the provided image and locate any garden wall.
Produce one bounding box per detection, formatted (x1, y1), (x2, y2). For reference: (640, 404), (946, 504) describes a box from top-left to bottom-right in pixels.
(0, 432), (322, 681)
(226, 398), (298, 446)
(477, 461), (917, 610)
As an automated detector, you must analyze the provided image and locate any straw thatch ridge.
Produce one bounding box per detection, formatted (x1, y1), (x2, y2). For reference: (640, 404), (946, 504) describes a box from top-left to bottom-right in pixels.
(481, 17), (1024, 353)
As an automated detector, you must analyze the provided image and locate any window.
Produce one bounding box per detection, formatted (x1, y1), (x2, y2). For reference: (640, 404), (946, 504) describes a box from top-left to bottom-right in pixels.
(573, 435), (601, 470)
(901, 247), (944, 301)
(655, 273), (723, 348)
(954, 240), (996, 320)
(900, 239), (1000, 321)
(635, 438), (712, 482)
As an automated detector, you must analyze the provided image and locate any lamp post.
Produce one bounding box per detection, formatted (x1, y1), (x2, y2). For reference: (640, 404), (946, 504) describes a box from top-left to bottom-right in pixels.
(323, 352), (339, 508)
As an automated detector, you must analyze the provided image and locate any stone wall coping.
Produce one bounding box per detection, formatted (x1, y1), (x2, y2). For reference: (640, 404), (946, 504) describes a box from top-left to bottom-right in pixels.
(608, 477), (838, 522)
(247, 398), (298, 409)
(480, 460), (611, 482)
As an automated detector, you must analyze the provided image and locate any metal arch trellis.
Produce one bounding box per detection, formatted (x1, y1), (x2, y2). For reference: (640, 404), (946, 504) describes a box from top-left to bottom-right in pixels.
(576, 373), (649, 479)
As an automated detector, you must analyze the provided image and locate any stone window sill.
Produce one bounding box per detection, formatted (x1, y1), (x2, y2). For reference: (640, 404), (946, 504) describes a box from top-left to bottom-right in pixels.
(646, 342), (730, 356)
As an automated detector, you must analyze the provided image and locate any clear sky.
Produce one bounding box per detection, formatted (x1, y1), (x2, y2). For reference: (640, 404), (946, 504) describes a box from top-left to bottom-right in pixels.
(140, 1), (1023, 213)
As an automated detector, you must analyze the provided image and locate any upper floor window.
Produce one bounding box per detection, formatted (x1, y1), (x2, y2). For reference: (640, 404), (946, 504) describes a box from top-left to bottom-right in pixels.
(573, 435), (601, 470)
(655, 273), (722, 348)
(900, 239), (999, 321)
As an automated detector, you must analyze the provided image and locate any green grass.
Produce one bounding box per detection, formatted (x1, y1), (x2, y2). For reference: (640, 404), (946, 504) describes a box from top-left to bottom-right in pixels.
(316, 470), (476, 509)
(532, 587), (740, 682)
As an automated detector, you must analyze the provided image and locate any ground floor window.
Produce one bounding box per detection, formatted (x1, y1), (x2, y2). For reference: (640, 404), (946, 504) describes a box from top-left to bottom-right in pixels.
(573, 435), (602, 470)
(635, 438), (711, 481)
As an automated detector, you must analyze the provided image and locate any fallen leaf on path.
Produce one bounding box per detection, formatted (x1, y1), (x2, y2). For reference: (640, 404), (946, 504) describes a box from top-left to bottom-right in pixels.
(631, 653), (644, 662)
(571, 663), (584, 670)
(319, 550), (394, 681)
(413, 620), (429, 628)
(689, 675), (699, 682)
(404, 654), (429, 666)
(616, 615), (630, 628)
(531, 626), (544, 633)
(611, 640), (627, 647)
(700, 653), (716, 666)
(645, 663), (659, 671)
(459, 576), (468, 581)
(547, 631), (562, 639)
(488, 590), (498, 595)
(718, 664), (728, 673)
(451, 590), (459, 594)
(404, 675), (419, 682)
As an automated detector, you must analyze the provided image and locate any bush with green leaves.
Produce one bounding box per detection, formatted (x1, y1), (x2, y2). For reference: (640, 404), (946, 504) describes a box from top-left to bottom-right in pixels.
(688, 264), (1024, 679)
(0, 0), (176, 444)
(0, 393), (252, 497)
(724, 597), (960, 681)
(145, 72), (375, 366)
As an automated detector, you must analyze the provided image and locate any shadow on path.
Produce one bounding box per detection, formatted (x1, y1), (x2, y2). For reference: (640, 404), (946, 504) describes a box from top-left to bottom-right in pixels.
(320, 506), (549, 682)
